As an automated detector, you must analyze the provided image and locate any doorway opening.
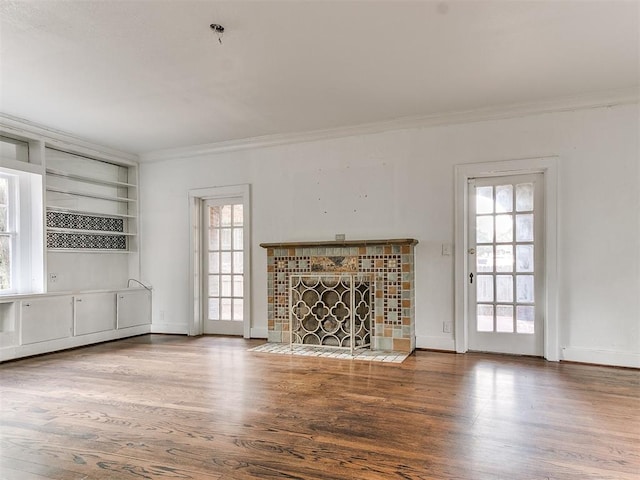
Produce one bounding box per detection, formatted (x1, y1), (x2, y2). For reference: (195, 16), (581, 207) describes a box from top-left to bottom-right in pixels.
(454, 158), (558, 360)
(188, 184), (251, 338)
(468, 173), (544, 355)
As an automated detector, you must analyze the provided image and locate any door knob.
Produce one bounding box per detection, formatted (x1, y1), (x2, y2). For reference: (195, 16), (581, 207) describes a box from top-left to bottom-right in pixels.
(468, 248), (476, 254)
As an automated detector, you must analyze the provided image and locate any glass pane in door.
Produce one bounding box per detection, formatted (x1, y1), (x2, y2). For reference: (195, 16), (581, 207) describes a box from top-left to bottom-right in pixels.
(473, 177), (540, 337)
(207, 204), (244, 322)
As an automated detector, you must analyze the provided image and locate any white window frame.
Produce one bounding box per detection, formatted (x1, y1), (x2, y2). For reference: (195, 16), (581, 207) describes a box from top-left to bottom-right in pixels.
(0, 166), (44, 296)
(0, 172), (18, 293)
(188, 184), (251, 338)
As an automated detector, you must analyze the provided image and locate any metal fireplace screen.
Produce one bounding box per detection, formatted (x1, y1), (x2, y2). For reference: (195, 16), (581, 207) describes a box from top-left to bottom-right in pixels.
(290, 274), (373, 353)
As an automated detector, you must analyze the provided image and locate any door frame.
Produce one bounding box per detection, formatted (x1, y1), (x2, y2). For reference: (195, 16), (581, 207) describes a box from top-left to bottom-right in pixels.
(188, 184), (251, 338)
(454, 157), (559, 360)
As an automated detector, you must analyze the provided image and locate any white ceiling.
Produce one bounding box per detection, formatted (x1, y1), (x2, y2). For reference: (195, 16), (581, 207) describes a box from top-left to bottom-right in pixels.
(1, 1), (638, 155)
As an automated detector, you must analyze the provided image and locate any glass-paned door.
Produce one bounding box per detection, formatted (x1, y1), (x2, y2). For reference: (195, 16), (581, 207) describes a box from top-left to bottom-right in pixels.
(203, 199), (244, 335)
(468, 174), (544, 355)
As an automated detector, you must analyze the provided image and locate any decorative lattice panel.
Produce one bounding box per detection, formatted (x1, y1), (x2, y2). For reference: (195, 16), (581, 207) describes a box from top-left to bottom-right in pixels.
(47, 211), (124, 232)
(290, 274), (372, 353)
(47, 232), (126, 250)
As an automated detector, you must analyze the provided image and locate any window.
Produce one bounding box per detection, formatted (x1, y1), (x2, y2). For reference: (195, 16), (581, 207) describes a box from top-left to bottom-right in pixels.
(0, 173), (16, 291)
(0, 166), (44, 295)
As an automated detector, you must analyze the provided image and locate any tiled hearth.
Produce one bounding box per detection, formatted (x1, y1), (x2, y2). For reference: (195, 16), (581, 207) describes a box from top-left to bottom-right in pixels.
(260, 239), (418, 353)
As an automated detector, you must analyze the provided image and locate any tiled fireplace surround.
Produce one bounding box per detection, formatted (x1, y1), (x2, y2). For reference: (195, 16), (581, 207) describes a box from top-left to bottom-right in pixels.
(260, 239), (418, 353)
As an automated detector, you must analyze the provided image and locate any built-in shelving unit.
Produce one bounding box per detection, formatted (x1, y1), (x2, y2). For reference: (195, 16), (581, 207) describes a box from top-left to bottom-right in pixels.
(44, 148), (138, 252)
(1, 121), (148, 362)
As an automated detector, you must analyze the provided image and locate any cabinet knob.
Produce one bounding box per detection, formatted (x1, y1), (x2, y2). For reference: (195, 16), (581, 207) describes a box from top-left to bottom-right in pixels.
(24, 303), (31, 307)
(76, 299), (83, 302)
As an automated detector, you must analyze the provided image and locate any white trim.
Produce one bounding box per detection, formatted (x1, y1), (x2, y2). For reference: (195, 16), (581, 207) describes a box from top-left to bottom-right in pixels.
(140, 88), (639, 162)
(188, 184), (251, 339)
(0, 158), (43, 175)
(250, 327), (268, 339)
(561, 347), (640, 369)
(415, 335), (455, 351)
(454, 157), (559, 361)
(1, 114), (138, 165)
(188, 195), (201, 336)
(0, 168), (45, 295)
(0, 324), (150, 362)
(151, 323), (189, 335)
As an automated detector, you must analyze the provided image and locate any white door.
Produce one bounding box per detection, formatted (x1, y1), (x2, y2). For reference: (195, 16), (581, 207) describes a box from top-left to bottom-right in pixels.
(468, 174), (544, 355)
(202, 199), (245, 335)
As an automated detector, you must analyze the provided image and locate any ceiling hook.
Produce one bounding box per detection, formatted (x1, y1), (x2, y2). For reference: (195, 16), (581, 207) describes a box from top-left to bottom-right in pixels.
(210, 24), (224, 44)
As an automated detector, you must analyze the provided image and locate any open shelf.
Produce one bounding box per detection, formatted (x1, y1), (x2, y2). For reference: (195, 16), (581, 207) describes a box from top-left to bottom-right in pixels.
(46, 227), (135, 236)
(46, 168), (137, 188)
(46, 206), (136, 219)
(44, 148), (138, 253)
(46, 186), (136, 203)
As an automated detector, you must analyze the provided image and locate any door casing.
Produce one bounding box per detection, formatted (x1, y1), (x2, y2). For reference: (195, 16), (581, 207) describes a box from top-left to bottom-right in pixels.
(188, 184), (251, 338)
(454, 157), (559, 360)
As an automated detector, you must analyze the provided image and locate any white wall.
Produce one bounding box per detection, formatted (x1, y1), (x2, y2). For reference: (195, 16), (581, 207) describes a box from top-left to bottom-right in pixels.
(140, 103), (639, 367)
(47, 252), (130, 292)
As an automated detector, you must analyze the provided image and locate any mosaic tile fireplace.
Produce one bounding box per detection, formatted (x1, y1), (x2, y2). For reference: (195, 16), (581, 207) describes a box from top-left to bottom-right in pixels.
(260, 239), (418, 353)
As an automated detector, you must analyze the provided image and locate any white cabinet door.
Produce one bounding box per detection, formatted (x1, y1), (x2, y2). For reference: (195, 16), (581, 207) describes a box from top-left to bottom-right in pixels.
(21, 297), (73, 345)
(75, 293), (116, 336)
(117, 290), (151, 329)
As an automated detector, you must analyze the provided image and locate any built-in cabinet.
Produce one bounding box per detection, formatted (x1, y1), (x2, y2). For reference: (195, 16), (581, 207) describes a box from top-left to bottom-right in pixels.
(0, 288), (151, 361)
(1, 120), (148, 362)
(117, 289), (152, 329)
(21, 296), (73, 344)
(74, 292), (116, 336)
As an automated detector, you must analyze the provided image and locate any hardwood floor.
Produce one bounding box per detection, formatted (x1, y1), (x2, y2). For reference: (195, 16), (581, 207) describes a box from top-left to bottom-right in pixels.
(1, 335), (638, 480)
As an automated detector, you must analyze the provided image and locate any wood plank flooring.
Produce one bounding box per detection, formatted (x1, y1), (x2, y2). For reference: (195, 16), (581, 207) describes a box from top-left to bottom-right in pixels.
(1, 334), (638, 479)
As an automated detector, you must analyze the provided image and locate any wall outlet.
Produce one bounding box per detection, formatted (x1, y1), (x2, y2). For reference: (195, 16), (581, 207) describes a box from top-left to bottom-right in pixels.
(442, 243), (452, 256)
(443, 321), (452, 333)
(49, 272), (58, 283)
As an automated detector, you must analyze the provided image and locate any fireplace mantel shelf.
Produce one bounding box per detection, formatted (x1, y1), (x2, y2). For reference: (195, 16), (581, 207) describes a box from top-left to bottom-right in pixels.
(260, 238), (418, 249)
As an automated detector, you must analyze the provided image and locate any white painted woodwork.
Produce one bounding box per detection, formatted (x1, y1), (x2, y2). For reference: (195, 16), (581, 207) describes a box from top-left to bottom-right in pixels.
(0, 302), (17, 348)
(74, 292), (116, 336)
(44, 148), (138, 254)
(117, 290), (151, 329)
(0, 289), (151, 361)
(467, 174), (545, 356)
(21, 296), (73, 345)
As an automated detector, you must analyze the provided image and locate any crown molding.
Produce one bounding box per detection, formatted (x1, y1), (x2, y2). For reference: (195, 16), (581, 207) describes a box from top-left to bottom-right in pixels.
(139, 87), (639, 163)
(0, 113), (139, 164)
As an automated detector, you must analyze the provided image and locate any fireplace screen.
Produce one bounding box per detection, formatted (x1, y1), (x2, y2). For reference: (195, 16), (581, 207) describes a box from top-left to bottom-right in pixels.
(290, 274), (373, 353)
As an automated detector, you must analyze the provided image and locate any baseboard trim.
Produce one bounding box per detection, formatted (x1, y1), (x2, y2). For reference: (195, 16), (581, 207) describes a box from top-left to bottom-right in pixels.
(250, 327), (268, 339)
(561, 347), (640, 369)
(415, 335), (455, 352)
(151, 323), (188, 335)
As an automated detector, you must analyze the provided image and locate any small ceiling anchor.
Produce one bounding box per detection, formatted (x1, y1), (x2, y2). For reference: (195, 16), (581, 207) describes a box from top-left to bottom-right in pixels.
(210, 24), (225, 44)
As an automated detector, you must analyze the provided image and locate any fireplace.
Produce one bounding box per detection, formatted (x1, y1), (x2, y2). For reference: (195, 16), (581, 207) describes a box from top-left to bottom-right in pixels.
(260, 239), (418, 353)
(290, 273), (373, 353)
